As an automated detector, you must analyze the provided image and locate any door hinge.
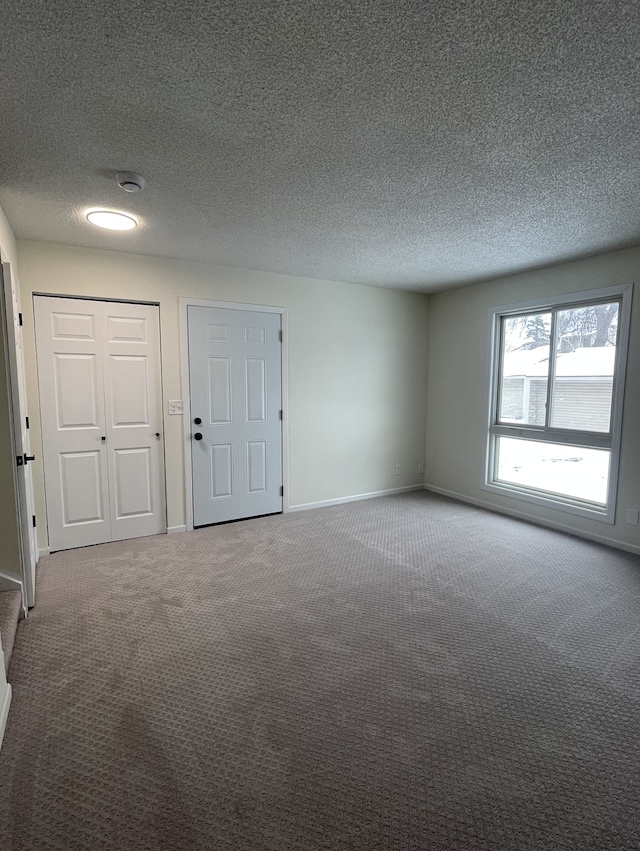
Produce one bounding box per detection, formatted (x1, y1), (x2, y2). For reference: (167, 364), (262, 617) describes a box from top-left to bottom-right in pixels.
(32, 515), (36, 528)
(279, 409), (283, 420)
(18, 312), (23, 326)
(25, 416), (29, 429)
(16, 455), (23, 467)
(278, 330), (283, 342)
(279, 485), (284, 497)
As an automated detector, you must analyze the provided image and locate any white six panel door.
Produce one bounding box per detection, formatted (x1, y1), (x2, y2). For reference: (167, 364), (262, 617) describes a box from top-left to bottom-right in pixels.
(34, 297), (165, 551)
(188, 306), (282, 526)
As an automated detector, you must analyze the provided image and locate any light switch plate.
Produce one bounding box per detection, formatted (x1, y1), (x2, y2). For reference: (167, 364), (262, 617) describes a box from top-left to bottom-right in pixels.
(169, 400), (184, 415)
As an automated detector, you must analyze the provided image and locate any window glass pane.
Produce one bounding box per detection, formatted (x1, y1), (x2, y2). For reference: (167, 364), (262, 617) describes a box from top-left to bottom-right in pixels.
(550, 302), (618, 433)
(499, 313), (551, 425)
(496, 436), (610, 506)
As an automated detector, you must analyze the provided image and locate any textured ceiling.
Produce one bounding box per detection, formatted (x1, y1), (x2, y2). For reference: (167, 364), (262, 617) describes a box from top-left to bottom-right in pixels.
(1, 0), (639, 292)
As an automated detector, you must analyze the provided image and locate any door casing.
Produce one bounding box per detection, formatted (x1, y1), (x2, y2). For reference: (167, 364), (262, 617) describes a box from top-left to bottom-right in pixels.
(180, 298), (289, 531)
(0, 262), (37, 606)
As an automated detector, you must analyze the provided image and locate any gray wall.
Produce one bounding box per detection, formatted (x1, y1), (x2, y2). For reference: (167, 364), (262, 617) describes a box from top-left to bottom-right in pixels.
(0, 207), (22, 586)
(17, 240), (430, 550)
(5, 202), (640, 557)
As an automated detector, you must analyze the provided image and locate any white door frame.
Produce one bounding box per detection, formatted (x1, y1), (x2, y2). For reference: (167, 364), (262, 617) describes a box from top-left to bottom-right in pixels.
(180, 298), (289, 532)
(0, 261), (36, 607)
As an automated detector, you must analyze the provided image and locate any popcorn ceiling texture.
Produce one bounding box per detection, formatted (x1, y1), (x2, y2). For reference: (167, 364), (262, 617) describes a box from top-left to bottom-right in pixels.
(0, 0), (639, 290)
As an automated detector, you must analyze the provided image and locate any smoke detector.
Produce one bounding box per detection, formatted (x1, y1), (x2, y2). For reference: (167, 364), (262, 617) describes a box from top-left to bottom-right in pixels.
(116, 171), (146, 193)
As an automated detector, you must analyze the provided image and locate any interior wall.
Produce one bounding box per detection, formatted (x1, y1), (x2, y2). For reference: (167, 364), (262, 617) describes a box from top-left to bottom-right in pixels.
(17, 239), (429, 550)
(425, 244), (640, 553)
(0, 206), (22, 585)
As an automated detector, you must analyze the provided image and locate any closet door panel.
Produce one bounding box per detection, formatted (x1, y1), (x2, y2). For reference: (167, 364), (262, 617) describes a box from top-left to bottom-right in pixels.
(34, 297), (110, 551)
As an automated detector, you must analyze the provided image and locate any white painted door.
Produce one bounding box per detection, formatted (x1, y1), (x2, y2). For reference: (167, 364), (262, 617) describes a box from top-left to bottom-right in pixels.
(188, 306), (282, 526)
(34, 297), (166, 551)
(101, 301), (166, 543)
(1, 262), (37, 606)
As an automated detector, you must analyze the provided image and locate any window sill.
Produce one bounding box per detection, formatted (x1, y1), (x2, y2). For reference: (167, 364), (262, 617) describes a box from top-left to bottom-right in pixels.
(481, 480), (615, 524)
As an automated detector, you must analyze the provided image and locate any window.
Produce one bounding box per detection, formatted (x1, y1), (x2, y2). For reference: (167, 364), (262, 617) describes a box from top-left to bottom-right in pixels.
(485, 285), (632, 523)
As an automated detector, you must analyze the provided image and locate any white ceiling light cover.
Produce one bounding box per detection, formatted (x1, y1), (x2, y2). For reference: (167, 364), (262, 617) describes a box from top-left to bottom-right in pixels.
(85, 209), (137, 231)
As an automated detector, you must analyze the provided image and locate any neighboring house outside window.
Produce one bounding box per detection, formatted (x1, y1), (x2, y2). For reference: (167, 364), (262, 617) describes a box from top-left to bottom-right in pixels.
(485, 285), (632, 523)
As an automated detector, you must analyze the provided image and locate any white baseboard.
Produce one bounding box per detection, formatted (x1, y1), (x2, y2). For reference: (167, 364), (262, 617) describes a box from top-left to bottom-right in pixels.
(37, 548), (50, 559)
(424, 484), (640, 557)
(0, 683), (12, 751)
(287, 484), (424, 513)
(167, 525), (187, 535)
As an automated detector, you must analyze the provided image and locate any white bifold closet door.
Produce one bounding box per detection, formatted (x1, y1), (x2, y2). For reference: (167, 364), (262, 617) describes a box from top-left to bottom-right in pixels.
(34, 297), (166, 552)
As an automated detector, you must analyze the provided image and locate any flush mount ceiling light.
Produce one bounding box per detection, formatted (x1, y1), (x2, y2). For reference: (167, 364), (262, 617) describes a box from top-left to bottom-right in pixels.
(85, 209), (137, 231)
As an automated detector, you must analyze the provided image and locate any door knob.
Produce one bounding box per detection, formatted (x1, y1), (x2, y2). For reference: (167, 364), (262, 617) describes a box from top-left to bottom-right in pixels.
(23, 454), (35, 464)
(194, 432), (203, 441)
(194, 417), (202, 425)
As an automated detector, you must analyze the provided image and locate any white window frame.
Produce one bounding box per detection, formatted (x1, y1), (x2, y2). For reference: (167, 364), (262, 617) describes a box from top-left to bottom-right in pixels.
(484, 284), (633, 524)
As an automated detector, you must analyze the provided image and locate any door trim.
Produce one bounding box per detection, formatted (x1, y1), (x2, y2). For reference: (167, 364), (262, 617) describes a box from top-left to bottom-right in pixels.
(1, 261), (36, 607)
(180, 298), (289, 532)
(33, 292), (160, 307)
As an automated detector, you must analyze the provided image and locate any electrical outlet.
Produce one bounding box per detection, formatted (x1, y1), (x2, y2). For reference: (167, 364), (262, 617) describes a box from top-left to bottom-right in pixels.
(395, 464), (401, 476)
(168, 400), (184, 415)
(626, 509), (639, 526)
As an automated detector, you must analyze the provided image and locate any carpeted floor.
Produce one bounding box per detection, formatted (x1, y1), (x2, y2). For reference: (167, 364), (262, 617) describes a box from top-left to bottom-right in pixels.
(1, 491), (639, 850)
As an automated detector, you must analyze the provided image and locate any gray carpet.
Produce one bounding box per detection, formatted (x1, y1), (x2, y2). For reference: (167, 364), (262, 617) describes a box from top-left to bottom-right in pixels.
(1, 491), (639, 850)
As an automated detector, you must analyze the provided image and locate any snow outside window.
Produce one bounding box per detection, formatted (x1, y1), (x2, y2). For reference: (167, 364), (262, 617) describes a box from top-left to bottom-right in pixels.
(485, 286), (632, 523)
